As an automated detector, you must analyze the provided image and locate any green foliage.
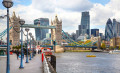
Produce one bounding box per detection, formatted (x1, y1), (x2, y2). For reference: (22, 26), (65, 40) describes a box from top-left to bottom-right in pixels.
(118, 43), (120, 50)
(78, 41), (83, 44)
(44, 43), (50, 45)
(101, 43), (106, 49)
(68, 43), (76, 46)
(109, 46), (114, 50)
(12, 45), (21, 50)
(93, 43), (97, 46)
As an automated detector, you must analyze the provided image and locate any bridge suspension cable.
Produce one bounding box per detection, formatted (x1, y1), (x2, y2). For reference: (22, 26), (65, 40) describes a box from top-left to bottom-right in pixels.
(62, 30), (98, 47)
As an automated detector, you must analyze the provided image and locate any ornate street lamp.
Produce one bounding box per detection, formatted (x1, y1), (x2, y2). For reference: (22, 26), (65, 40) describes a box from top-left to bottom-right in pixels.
(29, 32), (32, 60)
(32, 37), (35, 58)
(19, 19), (25, 69)
(25, 28), (29, 63)
(2, 0), (13, 73)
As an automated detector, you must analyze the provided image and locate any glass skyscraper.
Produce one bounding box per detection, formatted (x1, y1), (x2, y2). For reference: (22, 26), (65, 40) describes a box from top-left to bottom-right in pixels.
(105, 18), (113, 41)
(113, 19), (120, 37)
(79, 11), (90, 37)
(34, 18), (49, 41)
(91, 29), (99, 37)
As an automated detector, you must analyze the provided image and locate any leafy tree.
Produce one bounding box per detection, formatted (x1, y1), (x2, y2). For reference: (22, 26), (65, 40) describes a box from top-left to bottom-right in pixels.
(101, 43), (106, 50)
(78, 41), (83, 44)
(118, 43), (120, 50)
(109, 46), (114, 50)
(68, 43), (76, 46)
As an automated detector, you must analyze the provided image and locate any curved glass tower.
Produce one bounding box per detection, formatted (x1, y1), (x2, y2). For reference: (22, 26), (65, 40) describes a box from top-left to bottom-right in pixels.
(105, 18), (113, 41)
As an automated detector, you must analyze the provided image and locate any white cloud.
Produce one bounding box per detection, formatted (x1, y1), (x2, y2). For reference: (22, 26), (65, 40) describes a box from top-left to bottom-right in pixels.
(56, 0), (93, 12)
(1, 0), (120, 41)
(31, 0), (56, 13)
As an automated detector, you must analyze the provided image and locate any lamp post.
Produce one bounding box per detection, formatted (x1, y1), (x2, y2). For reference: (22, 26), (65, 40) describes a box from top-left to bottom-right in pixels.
(2, 0), (13, 73)
(29, 33), (32, 60)
(31, 36), (34, 58)
(25, 28), (29, 63)
(19, 19), (25, 69)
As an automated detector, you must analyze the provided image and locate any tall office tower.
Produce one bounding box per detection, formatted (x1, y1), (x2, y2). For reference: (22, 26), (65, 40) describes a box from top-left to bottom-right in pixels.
(91, 29), (99, 37)
(80, 11), (90, 37)
(116, 22), (120, 36)
(113, 19), (117, 37)
(76, 30), (79, 38)
(113, 19), (120, 37)
(78, 25), (81, 36)
(99, 33), (104, 40)
(34, 18), (49, 41)
(105, 18), (113, 41)
(71, 33), (76, 41)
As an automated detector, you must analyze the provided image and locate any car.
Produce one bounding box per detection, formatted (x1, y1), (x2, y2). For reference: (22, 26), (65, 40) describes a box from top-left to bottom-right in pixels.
(42, 48), (52, 56)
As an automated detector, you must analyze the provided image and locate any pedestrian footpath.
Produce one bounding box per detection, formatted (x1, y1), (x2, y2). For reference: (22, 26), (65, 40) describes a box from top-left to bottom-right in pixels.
(0, 54), (43, 73)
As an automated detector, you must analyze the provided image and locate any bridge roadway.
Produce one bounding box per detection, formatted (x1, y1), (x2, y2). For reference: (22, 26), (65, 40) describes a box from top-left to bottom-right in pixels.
(21, 24), (56, 29)
(0, 54), (43, 73)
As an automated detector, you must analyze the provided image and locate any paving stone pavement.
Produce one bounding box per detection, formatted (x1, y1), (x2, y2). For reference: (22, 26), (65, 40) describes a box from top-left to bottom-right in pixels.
(0, 54), (43, 73)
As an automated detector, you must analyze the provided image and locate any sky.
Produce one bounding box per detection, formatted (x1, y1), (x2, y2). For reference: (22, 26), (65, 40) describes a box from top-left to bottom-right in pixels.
(0, 0), (120, 41)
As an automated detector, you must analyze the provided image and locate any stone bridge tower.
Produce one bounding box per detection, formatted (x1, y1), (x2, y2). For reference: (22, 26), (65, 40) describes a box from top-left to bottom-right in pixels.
(9, 12), (20, 49)
(51, 15), (64, 52)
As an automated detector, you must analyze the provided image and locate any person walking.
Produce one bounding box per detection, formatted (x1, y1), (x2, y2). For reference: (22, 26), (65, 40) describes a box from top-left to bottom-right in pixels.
(16, 50), (19, 60)
(40, 49), (41, 54)
(38, 50), (40, 54)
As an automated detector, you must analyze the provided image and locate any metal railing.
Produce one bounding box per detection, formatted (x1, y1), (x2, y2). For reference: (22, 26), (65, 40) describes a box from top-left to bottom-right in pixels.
(43, 55), (51, 73)
(43, 54), (56, 73)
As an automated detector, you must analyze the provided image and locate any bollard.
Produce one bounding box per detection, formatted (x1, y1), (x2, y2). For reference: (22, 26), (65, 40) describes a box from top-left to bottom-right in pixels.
(42, 53), (44, 62)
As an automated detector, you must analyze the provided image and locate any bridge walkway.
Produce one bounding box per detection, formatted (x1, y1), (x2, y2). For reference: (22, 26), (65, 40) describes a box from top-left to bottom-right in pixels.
(0, 54), (43, 73)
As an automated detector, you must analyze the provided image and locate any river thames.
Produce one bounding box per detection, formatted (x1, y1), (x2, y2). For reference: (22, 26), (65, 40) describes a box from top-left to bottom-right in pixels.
(56, 52), (120, 73)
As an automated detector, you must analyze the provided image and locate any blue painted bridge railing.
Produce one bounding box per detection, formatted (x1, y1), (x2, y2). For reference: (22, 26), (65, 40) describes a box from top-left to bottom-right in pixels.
(64, 46), (97, 49)
(40, 45), (53, 50)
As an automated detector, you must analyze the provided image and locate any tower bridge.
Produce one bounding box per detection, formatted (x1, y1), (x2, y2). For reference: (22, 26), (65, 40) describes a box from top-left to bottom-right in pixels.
(0, 12), (98, 53)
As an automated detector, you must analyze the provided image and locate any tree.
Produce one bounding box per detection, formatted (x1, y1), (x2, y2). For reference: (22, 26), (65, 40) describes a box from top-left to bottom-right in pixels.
(118, 43), (120, 50)
(101, 43), (106, 50)
(68, 43), (76, 46)
(78, 41), (83, 44)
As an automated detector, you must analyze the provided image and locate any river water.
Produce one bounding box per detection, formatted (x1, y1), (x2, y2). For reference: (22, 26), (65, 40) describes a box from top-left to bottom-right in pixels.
(55, 52), (120, 73)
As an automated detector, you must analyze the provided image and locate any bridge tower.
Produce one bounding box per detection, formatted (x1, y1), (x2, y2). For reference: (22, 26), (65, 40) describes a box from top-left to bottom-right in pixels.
(51, 15), (64, 52)
(9, 12), (20, 49)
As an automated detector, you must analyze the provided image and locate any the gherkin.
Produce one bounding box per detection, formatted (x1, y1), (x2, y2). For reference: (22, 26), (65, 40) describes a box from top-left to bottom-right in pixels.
(105, 18), (113, 41)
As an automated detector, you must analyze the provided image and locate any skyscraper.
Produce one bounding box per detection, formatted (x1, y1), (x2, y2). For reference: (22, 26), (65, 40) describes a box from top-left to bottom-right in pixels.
(76, 30), (79, 38)
(71, 33), (76, 41)
(116, 22), (120, 36)
(105, 18), (113, 41)
(113, 19), (117, 37)
(34, 18), (49, 41)
(78, 25), (81, 35)
(113, 19), (120, 37)
(79, 11), (90, 37)
(91, 29), (99, 37)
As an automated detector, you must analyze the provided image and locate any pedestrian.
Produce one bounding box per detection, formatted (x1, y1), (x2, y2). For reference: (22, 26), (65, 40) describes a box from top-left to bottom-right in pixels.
(40, 49), (41, 54)
(16, 50), (19, 60)
(38, 50), (39, 54)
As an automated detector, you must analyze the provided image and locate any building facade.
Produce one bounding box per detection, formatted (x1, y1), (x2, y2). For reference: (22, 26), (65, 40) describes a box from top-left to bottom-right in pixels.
(91, 29), (99, 37)
(34, 18), (49, 41)
(105, 18), (113, 41)
(76, 30), (79, 39)
(71, 33), (76, 41)
(79, 11), (90, 37)
(110, 37), (120, 48)
(9, 12), (20, 48)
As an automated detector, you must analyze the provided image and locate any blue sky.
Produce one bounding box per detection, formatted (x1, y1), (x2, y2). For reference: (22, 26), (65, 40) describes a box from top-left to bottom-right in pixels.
(0, 0), (110, 9)
(0, 0), (32, 9)
(89, 0), (110, 5)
